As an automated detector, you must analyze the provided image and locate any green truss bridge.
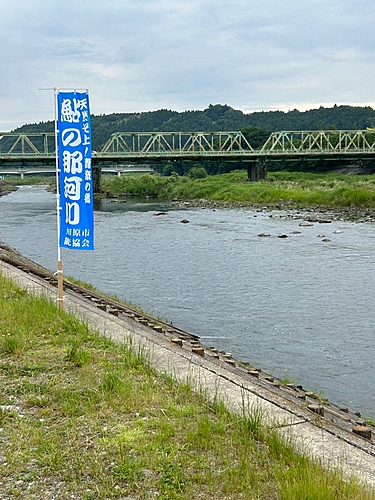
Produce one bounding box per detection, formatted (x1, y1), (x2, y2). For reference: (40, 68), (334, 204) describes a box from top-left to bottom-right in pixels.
(1, 130), (375, 181)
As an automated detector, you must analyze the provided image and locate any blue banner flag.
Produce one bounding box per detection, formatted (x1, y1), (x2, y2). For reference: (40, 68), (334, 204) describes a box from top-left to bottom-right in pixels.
(57, 91), (94, 250)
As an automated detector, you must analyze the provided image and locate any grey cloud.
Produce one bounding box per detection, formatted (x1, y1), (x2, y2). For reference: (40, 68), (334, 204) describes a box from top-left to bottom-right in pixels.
(1, 0), (375, 129)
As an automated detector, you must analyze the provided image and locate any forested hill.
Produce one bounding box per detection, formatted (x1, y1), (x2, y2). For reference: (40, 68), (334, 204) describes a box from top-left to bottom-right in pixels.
(14, 103), (375, 151)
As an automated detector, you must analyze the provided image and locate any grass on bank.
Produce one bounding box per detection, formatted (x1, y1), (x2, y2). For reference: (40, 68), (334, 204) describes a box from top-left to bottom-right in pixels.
(1, 273), (374, 500)
(0, 175), (55, 186)
(101, 170), (375, 209)
(0, 181), (18, 196)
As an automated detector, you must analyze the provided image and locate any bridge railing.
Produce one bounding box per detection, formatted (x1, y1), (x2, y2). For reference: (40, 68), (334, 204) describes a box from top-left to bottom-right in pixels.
(261, 130), (375, 155)
(100, 131), (254, 157)
(0, 133), (55, 159)
(0, 131), (254, 160)
(2, 130), (375, 162)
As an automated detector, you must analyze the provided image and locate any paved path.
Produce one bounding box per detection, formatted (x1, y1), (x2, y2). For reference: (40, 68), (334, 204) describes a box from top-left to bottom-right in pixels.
(1, 258), (375, 489)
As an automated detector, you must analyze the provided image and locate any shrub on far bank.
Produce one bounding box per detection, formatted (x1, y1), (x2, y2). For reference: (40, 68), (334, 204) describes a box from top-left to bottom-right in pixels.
(188, 166), (207, 179)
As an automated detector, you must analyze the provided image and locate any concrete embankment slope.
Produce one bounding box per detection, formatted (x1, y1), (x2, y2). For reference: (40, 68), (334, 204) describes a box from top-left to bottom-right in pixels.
(1, 257), (375, 489)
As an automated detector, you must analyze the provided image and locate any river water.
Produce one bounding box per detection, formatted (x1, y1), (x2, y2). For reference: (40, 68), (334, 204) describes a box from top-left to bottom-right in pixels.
(1, 185), (375, 418)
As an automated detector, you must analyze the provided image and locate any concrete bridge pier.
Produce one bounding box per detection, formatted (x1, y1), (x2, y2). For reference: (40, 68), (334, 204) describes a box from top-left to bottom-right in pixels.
(247, 160), (267, 182)
(92, 165), (101, 193)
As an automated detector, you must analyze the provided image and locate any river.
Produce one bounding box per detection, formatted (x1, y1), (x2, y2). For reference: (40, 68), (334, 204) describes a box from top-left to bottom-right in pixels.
(1, 185), (375, 418)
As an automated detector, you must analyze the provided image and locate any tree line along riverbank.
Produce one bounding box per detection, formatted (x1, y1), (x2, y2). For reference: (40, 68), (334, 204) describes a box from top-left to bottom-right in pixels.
(12, 104), (375, 152)
(1, 268), (375, 499)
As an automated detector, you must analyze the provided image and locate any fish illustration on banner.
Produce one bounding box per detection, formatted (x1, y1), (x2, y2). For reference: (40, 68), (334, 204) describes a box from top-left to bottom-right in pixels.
(57, 91), (94, 250)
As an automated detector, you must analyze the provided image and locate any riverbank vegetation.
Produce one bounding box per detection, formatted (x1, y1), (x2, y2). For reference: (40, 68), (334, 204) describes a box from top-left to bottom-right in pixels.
(0, 180), (17, 197)
(1, 272), (374, 499)
(102, 170), (375, 210)
(0, 176), (55, 187)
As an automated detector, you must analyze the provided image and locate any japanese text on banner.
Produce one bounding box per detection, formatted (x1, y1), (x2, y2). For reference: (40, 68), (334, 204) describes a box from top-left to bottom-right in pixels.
(57, 91), (94, 250)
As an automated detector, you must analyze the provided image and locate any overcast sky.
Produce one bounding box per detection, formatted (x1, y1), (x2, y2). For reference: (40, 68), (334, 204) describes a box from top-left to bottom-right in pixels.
(1, 0), (375, 130)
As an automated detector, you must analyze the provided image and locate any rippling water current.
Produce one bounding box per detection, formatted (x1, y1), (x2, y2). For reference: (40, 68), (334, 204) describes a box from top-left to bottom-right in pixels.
(1, 185), (375, 418)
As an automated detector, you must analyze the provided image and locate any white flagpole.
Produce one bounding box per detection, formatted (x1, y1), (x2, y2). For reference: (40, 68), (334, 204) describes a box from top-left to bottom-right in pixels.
(54, 87), (64, 311)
